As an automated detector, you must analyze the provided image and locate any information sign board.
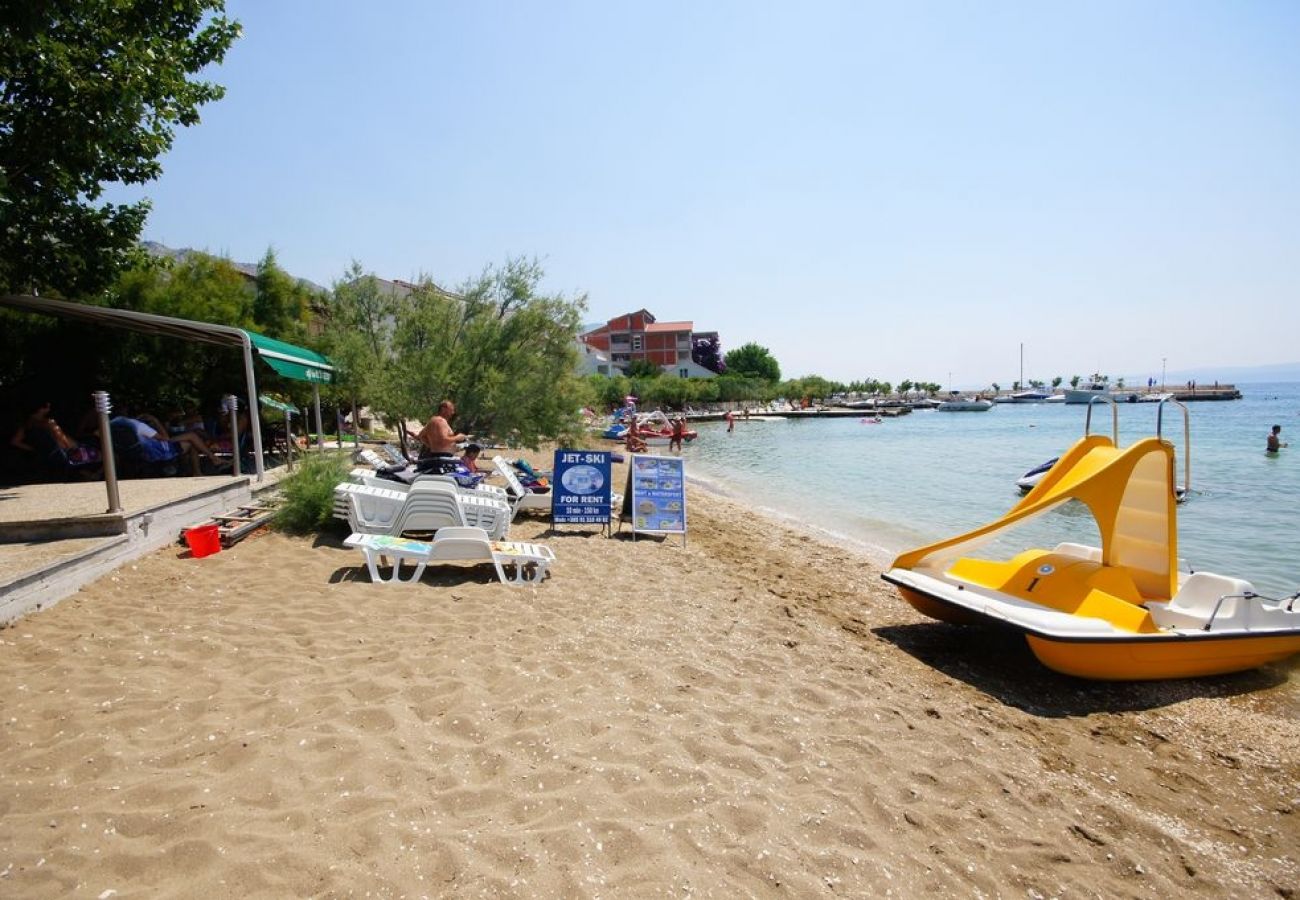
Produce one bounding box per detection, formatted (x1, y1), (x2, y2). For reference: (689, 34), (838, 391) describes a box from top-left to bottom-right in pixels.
(551, 449), (613, 524)
(627, 454), (687, 537)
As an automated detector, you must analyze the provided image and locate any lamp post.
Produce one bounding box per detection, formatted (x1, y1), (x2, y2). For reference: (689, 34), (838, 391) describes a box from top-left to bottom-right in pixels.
(1161, 358), (1167, 391)
(92, 391), (122, 514)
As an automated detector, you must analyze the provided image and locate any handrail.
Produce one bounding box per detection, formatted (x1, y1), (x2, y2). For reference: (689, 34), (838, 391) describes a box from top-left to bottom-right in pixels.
(1084, 394), (1119, 444)
(1157, 396), (1191, 498)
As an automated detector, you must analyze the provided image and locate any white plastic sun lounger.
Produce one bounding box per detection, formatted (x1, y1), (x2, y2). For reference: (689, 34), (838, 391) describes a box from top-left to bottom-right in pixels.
(344, 529), (555, 585)
(491, 456), (555, 514)
(348, 468), (509, 499)
(334, 480), (511, 539)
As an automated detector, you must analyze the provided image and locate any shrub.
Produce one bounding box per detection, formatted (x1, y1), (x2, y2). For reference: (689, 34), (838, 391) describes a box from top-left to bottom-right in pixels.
(274, 453), (351, 534)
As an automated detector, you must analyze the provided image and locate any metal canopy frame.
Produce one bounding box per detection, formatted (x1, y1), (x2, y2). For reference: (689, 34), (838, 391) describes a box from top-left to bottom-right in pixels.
(0, 293), (335, 483)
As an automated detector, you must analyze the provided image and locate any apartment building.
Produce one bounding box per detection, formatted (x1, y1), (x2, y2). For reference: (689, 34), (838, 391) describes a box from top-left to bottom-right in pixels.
(580, 310), (720, 378)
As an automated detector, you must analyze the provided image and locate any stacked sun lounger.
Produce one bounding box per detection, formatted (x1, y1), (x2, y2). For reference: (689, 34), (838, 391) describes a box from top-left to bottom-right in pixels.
(347, 468), (509, 500)
(333, 480), (511, 539)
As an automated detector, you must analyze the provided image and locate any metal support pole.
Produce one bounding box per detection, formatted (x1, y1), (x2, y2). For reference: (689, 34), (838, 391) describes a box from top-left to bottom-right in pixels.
(224, 394), (241, 477)
(93, 391), (122, 514)
(285, 410), (294, 472)
(313, 383), (323, 452)
(241, 340), (265, 482)
(352, 397), (360, 449)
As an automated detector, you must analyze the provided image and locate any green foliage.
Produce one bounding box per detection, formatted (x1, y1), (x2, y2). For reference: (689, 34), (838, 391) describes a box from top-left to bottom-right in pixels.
(1052, 376), (1063, 389)
(778, 375), (839, 402)
(623, 359), (660, 379)
(723, 342), (780, 383)
(0, 1), (241, 296)
(380, 258), (589, 448)
(274, 454), (351, 534)
(315, 262), (397, 417)
(1070, 374), (1081, 388)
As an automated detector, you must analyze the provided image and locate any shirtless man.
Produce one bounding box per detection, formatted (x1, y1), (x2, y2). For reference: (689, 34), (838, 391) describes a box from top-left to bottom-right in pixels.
(416, 400), (469, 457)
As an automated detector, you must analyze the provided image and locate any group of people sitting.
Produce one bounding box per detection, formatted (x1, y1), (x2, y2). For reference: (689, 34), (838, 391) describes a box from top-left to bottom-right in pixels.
(4, 397), (247, 483)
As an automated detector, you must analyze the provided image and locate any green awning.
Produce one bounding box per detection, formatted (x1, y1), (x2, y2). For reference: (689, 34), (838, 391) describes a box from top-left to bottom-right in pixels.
(259, 394), (298, 414)
(246, 331), (334, 384)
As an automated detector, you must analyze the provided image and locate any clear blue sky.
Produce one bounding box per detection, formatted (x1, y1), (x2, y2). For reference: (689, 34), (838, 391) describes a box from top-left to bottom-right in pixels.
(117, 0), (1300, 388)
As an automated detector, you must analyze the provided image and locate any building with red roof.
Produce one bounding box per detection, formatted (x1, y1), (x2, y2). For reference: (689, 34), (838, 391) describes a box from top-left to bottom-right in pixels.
(580, 310), (720, 378)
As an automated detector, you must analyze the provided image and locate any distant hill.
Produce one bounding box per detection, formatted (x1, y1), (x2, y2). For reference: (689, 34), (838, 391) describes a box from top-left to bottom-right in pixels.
(140, 241), (331, 294)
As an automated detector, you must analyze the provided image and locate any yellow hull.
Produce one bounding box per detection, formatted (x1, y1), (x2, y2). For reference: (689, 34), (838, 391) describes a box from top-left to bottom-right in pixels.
(1026, 633), (1300, 681)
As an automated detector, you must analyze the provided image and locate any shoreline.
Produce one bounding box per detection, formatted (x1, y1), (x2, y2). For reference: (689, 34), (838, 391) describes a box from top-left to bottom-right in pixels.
(0, 456), (1296, 895)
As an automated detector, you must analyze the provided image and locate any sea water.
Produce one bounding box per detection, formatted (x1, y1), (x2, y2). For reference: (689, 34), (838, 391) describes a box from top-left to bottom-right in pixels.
(683, 382), (1300, 600)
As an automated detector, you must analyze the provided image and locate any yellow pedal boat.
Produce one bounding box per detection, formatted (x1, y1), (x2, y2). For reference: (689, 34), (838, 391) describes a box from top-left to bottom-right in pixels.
(882, 399), (1300, 680)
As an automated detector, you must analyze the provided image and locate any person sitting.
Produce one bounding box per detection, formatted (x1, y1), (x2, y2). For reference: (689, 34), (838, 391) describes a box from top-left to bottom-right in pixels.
(416, 400), (469, 459)
(113, 412), (224, 475)
(10, 400), (100, 465)
(459, 442), (488, 473)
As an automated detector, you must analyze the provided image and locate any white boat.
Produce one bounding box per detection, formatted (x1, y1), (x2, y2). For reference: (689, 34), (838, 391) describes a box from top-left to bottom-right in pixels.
(936, 394), (994, 412)
(999, 388), (1054, 403)
(1138, 391), (1175, 403)
(1063, 377), (1111, 404)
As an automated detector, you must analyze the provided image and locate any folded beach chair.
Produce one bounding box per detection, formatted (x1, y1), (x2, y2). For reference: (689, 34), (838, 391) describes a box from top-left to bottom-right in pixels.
(357, 448), (390, 469)
(345, 528), (555, 586)
(334, 480), (511, 539)
(491, 455), (554, 514)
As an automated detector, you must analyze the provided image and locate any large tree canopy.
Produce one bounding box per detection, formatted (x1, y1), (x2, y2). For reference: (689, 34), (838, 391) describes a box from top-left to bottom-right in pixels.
(0, 1), (240, 297)
(723, 342), (781, 383)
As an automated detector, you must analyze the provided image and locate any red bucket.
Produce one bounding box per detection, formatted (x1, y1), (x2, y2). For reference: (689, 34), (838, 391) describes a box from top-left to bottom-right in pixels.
(184, 524), (222, 558)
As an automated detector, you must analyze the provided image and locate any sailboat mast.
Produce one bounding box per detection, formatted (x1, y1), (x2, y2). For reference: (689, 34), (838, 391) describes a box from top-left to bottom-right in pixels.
(1019, 342), (1024, 387)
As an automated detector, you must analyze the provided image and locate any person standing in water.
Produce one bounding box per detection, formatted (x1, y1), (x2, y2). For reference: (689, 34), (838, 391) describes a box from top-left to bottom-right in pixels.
(1266, 425), (1287, 453)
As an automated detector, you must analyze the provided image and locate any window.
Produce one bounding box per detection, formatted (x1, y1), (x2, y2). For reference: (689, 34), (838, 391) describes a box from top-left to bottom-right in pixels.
(631, 334), (642, 352)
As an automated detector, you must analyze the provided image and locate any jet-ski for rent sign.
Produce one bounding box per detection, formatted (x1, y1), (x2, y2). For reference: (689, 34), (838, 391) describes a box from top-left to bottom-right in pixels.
(552, 449), (613, 524)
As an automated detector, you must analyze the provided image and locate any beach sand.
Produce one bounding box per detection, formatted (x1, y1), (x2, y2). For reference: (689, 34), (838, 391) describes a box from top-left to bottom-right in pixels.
(1, 456), (1297, 897)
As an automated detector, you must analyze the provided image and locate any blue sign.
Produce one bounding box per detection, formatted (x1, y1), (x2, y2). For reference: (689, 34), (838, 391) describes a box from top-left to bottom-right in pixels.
(629, 454), (687, 535)
(552, 449), (612, 524)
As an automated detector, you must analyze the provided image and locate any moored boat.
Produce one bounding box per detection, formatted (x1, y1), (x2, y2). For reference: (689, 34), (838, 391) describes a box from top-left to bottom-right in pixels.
(1063, 376), (1110, 404)
(936, 393), (994, 412)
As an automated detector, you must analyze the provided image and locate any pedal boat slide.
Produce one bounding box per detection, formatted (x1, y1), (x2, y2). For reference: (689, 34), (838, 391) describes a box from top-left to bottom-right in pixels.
(882, 398), (1300, 680)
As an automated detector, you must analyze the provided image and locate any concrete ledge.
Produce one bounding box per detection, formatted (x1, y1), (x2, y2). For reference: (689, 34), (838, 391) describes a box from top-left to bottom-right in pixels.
(0, 477), (270, 625)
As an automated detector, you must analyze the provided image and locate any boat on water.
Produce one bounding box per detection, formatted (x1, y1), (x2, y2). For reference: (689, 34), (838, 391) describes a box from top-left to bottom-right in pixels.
(997, 388), (1055, 403)
(1063, 376), (1110, 404)
(936, 393), (994, 412)
(884, 397), (1300, 680)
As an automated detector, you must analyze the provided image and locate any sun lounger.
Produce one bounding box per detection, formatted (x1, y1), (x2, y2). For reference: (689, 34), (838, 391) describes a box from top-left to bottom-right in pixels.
(491, 455), (555, 514)
(348, 468), (509, 499)
(333, 480), (511, 539)
(344, 529), (555, 585)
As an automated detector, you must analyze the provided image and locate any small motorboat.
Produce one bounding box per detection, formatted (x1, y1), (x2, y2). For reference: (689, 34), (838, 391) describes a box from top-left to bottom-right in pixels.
(885, 397), (1300, 680)
(1015, 457), (1059, 493)
(936, 393), (994, 412)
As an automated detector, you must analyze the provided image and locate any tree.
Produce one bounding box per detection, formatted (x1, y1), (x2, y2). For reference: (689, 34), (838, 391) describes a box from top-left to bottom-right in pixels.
(1070, 375), (1081, 389)
(691, 335), (725, 374)
(623, 359), (660, 379)
(383, 258), (589, 447)
(0, 1), (241, 297)
(1051, 376), (1063, 389)
(723, 342), (780, 382)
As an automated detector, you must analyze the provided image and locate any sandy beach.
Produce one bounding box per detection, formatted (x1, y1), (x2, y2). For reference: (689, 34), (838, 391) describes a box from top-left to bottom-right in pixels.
(1, 456), (1297, 898)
